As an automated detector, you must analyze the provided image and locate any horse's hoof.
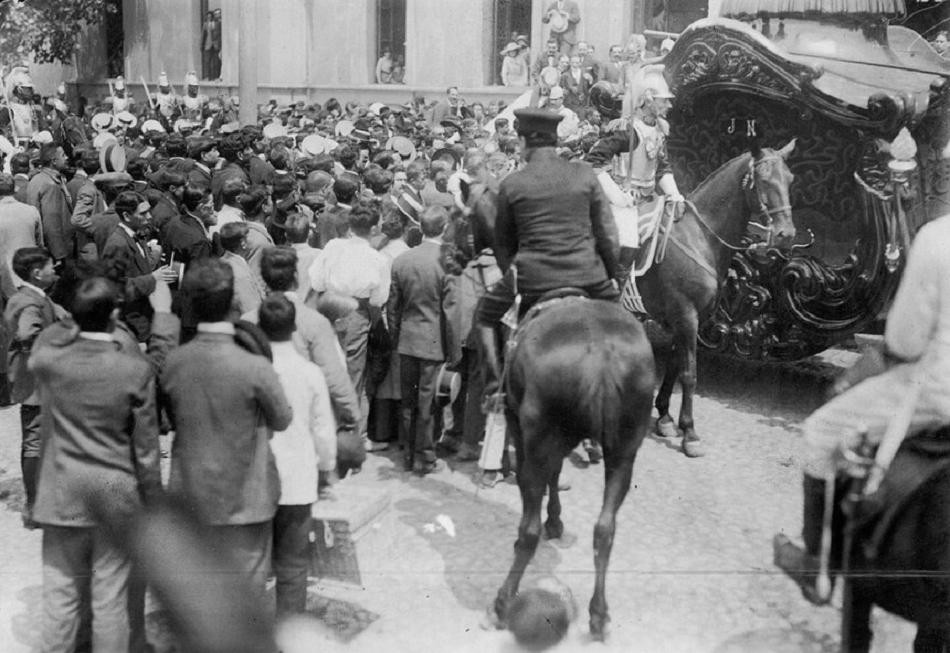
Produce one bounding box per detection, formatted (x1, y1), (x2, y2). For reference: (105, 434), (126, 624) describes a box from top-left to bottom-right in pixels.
(654, 417), (679, 438)
(543, 520), (564, 541)
(589, 615), (609, 641)
(480, 604), (505, 631)
(682, 438), (707, 458)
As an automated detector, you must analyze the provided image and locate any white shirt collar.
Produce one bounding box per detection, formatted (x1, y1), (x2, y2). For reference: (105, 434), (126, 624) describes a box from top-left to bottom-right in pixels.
(78, 332), (114, 342)
(197, 321), (235, 335)
(422, 237), (442, 245)
(18, 280), (46, 296)
(283, 290), (301, 302)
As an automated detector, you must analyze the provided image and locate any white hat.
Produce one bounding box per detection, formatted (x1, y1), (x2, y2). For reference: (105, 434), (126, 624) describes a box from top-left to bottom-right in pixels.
(51, 99), (67, 113)
(262, 121), (288, 140)
(99, 141), (127, 173)
(548, 85), (565, 100)
(115, 111), (136, 127)
(635, 65), (674, 101)
(158, 71), (169, 87)
(114, 76), (126, 91)
(368, 102), (386, 116)
(141, 119), (166, 134)
(661, 38), (676, 53)
(301, 134), (328, 156)
(91, 112), (116, 132)
(185, 71), (199, 86)
(6, 66), (32, 89)
(31, 131), (53, 145)
(93, 131), (119, 149)
(334, 120), (355, 138)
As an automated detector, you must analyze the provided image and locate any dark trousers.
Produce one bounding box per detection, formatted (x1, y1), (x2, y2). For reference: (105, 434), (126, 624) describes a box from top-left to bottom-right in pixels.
(458, 347), (488, 448)
(272, 505), (312, 617)
(206, 522), (272, 601)
(20, 403), (41, 510)
(371, 397), (399, 443)
(399, 355), (441, 463)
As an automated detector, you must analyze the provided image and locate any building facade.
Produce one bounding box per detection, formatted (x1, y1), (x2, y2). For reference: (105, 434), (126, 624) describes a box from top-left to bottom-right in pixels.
(58, 0), (715, 104)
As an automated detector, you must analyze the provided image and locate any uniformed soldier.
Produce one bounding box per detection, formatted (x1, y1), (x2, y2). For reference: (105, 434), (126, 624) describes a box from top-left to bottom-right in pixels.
(110, 75), (134, 113)
(585, 64), (684, 283)
(154, 71), (180, 122)
(1, 67), (46, 148)
(181, 71), (207, 121)
(473, 108), (620, 400)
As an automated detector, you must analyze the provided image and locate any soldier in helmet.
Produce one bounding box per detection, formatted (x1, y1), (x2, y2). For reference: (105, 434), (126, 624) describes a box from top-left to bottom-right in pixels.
(585, 64), (685, 284)
(1, 66), (47, 148)
(110, 75), (134, 114)
(154, 71), (181, 123)
(181, 71), (208, 121)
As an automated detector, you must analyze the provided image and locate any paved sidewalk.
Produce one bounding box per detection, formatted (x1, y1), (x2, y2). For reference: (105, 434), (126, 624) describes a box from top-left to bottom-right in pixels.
(0, 351), (916, 652)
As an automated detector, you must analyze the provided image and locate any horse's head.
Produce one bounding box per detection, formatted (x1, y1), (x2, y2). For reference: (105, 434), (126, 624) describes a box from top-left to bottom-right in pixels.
(747, 139), (797, 247)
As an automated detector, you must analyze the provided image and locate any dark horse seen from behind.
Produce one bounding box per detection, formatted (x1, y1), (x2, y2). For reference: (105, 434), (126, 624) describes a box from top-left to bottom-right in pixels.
(490, 298), (656, 640)
(638, 139), (798, 457)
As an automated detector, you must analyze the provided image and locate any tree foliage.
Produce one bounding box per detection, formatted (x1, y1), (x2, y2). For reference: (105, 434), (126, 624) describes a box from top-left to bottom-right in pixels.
(0, 0), (117, 69)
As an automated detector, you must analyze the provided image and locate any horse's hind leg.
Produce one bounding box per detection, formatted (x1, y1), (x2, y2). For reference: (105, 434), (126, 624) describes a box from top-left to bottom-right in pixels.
(544, 458), (565, 540)
(674, 315), (706, 457)
(589, 449), (637, 640)
(654, 345), (679, 438)
(494, 415), (548, 625)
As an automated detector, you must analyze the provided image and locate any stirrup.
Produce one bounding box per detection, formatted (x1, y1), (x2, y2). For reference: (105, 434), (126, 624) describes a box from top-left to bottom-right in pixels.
(481, 391), (506, 415)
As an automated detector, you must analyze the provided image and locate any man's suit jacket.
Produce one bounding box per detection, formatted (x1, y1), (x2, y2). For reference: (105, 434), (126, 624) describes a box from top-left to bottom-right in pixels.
(30, 336), (162, 527)
(151, 192), (180, 238)
(163, 213), (214, 265)
(387, 240), (450, 362)
(543, 0), (581, 46)
(560, 69), (592, 111)
(189, 163), (213, 191)
(101, 225), (158, 342)
(0, 196), (42, 300)
(160, 332), (293, 525)
(494, 148), (618, 292)
(27, 168), (74, 261)
(211, 162), (250, 207)
(90, 209), (120, 258)
(13, 173), (29, 204)
(4, 285), (63, 404)
(602, 60), (624, 84)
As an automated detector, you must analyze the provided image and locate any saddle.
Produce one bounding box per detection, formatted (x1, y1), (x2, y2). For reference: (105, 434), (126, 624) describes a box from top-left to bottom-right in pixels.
(849, 426), (950, 561)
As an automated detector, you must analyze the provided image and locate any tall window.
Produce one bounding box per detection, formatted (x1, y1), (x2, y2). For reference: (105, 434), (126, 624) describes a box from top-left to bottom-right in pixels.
(492, 0), (532, 85)
(377, 0), (406, 83)
(104, 0), (124, 78)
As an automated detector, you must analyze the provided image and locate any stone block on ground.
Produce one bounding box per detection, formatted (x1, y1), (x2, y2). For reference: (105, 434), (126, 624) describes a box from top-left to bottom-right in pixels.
(310, 475), (392, 586)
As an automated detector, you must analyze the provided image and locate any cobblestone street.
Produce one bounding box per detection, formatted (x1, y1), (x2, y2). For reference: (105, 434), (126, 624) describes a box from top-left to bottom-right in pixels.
(0, 349), (917, 652)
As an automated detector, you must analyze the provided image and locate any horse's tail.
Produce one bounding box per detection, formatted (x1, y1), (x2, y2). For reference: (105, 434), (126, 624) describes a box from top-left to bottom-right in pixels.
(580, 350), (625, 451)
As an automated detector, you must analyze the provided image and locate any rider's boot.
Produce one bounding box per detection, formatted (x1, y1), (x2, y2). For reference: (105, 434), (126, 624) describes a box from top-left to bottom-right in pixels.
(478, 324), (504, 414)
(615, 246), (638, 286)
(773, 473), (838, 605)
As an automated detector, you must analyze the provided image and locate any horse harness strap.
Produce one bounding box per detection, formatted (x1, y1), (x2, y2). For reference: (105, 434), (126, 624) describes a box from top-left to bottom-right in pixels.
(668, 232), (719, 279)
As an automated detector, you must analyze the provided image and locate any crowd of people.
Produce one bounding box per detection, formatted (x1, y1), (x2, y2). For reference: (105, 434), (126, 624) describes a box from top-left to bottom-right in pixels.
(0, 27), (688, 648)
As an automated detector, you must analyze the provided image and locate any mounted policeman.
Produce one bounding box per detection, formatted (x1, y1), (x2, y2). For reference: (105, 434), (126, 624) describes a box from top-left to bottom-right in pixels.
(585, 64), (685, 285)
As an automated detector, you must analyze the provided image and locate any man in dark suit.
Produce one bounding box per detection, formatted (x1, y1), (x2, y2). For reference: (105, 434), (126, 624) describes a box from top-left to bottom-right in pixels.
(161, 258), (292, 601)
(387, 205), (453, 475)
(26, 143), (74, 263)
(211, 134), (251, 209)
(100, 191), (178, 342)
(4, 247), (66, 527)
(148, 169), (186, 239)
(30, 276), (162, 652)
(10, 152), (31, 203)
(474, 108), (619, 398)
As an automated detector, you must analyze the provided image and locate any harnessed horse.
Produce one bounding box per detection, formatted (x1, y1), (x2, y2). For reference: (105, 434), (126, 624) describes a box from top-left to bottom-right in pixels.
(637, 140), (799, 457)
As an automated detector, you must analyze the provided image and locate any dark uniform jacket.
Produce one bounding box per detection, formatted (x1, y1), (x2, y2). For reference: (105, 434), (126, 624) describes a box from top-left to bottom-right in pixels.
(494, 148), (618, 292)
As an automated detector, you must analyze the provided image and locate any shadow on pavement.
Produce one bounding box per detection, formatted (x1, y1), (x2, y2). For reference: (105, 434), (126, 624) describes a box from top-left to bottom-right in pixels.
(393, 477), (565, 613)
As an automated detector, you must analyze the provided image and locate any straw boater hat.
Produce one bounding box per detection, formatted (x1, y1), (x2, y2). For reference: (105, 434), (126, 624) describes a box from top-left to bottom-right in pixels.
(91, 112), (116, 133)
(141, 119), (166, 134)
(99, 141), (127, 173)
(300, 134), (330, 157)
(385, 136), (416, 162)
(501, 42), (521, 55)
(262, 121), (288, 140)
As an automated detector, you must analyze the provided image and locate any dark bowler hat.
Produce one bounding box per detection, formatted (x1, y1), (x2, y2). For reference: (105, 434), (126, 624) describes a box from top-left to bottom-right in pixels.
(513, 108), (563, 137)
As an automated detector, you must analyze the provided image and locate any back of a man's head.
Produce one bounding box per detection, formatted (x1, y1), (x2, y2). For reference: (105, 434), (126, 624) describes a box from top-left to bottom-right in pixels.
(71, 277), (119, 333)
(284, 213), (311, 244)
(221, 177), (247, 207)
(183, 259), (234, 323)
(0, 173), (15, 196)
(12, 247), (51, 284)
(260, 246), (298, 292)
(420, 205), (448, 238)
(333, 175), (360, 204)
(219, 221), (249, 254)
(10, 152), (30, 175)
(258, 294), (296, 342)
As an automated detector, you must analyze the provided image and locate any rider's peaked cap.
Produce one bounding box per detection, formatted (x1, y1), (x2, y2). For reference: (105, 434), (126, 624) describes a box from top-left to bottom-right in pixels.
(513, 108), (563, 138)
